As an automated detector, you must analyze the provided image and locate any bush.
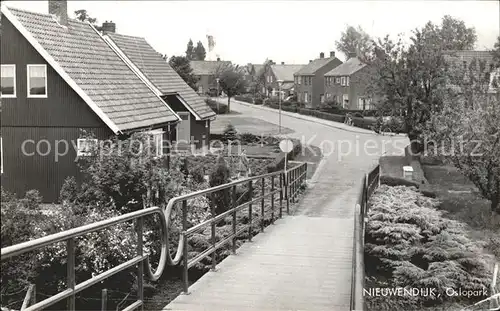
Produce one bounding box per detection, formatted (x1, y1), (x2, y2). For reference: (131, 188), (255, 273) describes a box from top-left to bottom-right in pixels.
(353, 112), (364, 118)
(380, 175), (420, 188)
(205, 98), (228, 114)
(365, 185), (492, 309)
(222, 124), (238, 142)
(209, 157), (231, 215)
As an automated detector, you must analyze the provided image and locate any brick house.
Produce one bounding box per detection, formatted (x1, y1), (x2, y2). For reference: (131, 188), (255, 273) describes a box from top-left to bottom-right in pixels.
(190, 59), (232, 95)
(324, 53), (375, 110)
(261, 62), (305, 99)
(293, 52), (342, 108)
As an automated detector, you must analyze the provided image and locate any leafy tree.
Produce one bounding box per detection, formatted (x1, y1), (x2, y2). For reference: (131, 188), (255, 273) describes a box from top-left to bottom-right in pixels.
(185, 39), (195, 60)
(493, 36), (500, 67)
(194, 41), (206, 61)
(168, 55), (199, 91)
(335, 25), (373, 59)
(217, 65), (247, 112)
(439, 15), (477, 50)
(427, 62), (500, 215)
(255, 59), (273, 97)
(74, 9), (97, 24)
(365, 16), (477, 153)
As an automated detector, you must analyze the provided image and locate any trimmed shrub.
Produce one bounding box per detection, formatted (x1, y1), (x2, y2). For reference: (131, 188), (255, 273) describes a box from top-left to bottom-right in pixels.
(365, 185), (492, 309)
(380, 175), (420, 188)
(205, 98), (228, 114)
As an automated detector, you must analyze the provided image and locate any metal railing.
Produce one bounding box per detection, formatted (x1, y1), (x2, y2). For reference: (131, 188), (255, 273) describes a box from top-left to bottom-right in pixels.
(350, 164), (380, 311)
(1, 163), (308, 311)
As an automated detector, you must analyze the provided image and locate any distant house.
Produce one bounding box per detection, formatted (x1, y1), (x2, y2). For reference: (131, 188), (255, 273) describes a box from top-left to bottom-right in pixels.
(324, 54), (374, 110)
(261, 62), (306, 99)
(294, 52), (342, 108)
(190, 59), (232, 95)
(242, 63), (264, 93)
(443, 50), (497, 95)
(0, 2), (215, 202)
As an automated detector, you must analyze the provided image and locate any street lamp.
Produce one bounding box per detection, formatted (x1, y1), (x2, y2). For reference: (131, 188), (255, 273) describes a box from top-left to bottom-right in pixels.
(277, 79), (284, 134)
(216, 78), (220, 113)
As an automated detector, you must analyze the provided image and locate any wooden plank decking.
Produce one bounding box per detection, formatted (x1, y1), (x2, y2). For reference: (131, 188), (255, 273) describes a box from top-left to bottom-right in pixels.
(164, 182), (359, 311)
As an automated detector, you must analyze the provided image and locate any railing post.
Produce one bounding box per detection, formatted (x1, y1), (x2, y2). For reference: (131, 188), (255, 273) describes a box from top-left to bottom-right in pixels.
(182, 200), (190, 295)
(101, 289), (108, 311)
(285, 171), (290, 214)
(136, 216), (144, 311)
(232, 185), (237, 254)
(271, 175), (275, 224)
(211, 193), (217, 271)
(67, 238), (75, 311)
(248, 180), (253, 241)
(261, 177), (265, 232)
(279, 173), (283, 218)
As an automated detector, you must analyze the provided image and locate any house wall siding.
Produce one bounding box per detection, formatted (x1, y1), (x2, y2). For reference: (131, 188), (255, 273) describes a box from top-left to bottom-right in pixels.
(0, 15), (112, 202)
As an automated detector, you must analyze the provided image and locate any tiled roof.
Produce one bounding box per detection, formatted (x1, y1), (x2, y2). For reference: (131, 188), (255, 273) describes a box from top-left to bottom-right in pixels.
(190, 60), (232, 76)
(107, 33), (215, 119)
(5, 7), (179, 133)
(444, 50), (495, 67)
(271, 64), (305, 82)
(325, 57), (366, 76)
(295, 57), (342, 75)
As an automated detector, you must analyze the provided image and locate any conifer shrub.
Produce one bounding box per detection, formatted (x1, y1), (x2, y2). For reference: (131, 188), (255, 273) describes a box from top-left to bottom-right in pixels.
(365, 185), (491, 310)
(222, 124), (239, 142)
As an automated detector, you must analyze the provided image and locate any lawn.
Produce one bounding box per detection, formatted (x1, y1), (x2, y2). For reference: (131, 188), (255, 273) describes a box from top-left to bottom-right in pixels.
(422, 164), (500, 261)
(211, 114), (294, 135)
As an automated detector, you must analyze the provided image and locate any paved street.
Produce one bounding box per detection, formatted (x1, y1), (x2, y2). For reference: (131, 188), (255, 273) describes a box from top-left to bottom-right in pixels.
(164, 100), (408, 311)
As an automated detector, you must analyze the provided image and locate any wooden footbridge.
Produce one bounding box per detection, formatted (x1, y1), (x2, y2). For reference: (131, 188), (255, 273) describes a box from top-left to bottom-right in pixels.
(1, 163), (381, 311)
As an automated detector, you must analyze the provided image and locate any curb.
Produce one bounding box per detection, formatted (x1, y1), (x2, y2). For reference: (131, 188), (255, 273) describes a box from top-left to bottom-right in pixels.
(225, 99), (407, 137)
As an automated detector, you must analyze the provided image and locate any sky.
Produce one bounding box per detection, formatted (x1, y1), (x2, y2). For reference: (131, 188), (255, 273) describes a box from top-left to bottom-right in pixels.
(3, 0), (500, 64)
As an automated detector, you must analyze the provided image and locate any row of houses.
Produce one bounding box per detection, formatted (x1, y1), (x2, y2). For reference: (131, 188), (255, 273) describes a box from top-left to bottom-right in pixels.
(0, 1), (216, 202)
(189, 50), (498, 111)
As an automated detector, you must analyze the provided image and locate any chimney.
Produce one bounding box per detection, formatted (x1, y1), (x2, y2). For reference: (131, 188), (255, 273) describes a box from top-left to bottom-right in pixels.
(309, 60), (313, 63)
(330, 51), (335, 57)
(217, 57), (220, 61)
(320, 52), (325, 59)
(49, 0), (68, 26)
(348, 51), (357, 59)
(281, 61), (285, 65)
(101, 21), (116, 34)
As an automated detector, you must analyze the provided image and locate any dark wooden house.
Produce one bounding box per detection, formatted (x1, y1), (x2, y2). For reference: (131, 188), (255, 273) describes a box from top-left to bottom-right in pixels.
(0, 2), (215, 202)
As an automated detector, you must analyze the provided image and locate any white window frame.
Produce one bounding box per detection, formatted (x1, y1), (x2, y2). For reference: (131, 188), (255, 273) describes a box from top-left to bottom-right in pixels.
(298, 76), (301, 85)
(148, 130), (165, 157)
(27, 64), (48, 98)
(346, 76), (350, 86)
(1, 64), (17, 98)
(336, 77), (340, 84)
(77, 138), (98, 157)
(304, 92), (309, 103)
(341, 77), (346, 86)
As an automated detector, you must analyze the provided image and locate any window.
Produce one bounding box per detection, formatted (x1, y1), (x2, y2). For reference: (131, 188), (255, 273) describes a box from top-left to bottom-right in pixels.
(341, 77), (346, 86)
(148, 130), (164, 156)
(198, 85), (203, 93)
(1, 65), (16, 97)
(320, 94), (324, 103)
(346, 77), (350, 86)
(77, 138), (98, 157)
(304, 92), (309, 103)
(27, 65), (47, 97)
(309, 77), (312, 85)
(297, 76), (301, 85)
(336, 77), (340, 84)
